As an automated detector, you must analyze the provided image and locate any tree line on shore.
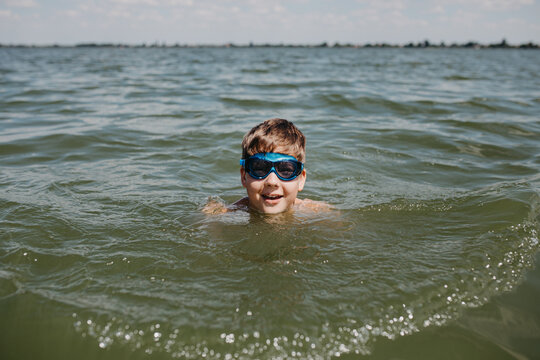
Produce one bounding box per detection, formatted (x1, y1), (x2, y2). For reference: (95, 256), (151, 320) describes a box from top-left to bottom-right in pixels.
(1, 39), (538, 49)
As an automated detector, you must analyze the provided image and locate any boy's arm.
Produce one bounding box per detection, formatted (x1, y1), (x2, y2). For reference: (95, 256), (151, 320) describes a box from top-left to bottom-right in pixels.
(295, 198), (333, 212)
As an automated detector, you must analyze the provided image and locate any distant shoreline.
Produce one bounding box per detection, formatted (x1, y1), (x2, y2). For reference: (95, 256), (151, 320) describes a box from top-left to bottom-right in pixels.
(1, 39), (538, 49)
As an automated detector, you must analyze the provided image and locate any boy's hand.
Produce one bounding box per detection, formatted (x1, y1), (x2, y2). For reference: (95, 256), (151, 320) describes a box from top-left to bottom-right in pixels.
(202, 198), (228, 214)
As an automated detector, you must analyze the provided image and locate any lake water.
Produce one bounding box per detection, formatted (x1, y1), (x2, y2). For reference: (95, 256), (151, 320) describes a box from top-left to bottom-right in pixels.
(0, 47), (539, 360)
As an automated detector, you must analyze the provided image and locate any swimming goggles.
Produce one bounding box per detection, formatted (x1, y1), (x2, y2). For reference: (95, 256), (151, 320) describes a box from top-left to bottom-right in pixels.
(240, 152), (304, 181)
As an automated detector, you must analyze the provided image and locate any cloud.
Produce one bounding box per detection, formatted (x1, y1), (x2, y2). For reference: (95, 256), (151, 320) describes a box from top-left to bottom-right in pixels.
(357, 0), (406, 11)
(428, 0), (535, 10)
(477, 0), (534, 9)
(58, 9), (79, 18)
(1, 0), (538, 44)
(428, 5), (445, 14)
(110, 0), (194, 5)
(1, 0), (37, 7)
(0, 9), (14, 17)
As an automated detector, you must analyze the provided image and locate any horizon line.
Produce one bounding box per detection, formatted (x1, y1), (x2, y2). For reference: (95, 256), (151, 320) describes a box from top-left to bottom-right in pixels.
(1, 39), (539, 49)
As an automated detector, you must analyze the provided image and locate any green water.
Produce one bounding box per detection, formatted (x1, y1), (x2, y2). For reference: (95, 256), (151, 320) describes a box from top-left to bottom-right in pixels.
(0, 48), (539, 359)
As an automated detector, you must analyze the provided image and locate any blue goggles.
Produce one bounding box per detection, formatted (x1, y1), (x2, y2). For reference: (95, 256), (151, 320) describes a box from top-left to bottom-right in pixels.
(240, 152), (304, 181)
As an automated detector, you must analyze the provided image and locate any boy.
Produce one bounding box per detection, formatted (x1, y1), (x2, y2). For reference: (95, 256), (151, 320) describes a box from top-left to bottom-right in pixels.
(204, 118), (327, 214)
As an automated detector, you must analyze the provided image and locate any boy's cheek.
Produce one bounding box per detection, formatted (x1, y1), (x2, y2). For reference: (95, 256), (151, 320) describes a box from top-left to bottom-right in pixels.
(297, 170), (307, 192)
(240, 168), (247, 188)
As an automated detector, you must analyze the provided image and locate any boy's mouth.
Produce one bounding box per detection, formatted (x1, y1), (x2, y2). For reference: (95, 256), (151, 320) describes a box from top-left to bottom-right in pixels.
(262, 194), (283, 201)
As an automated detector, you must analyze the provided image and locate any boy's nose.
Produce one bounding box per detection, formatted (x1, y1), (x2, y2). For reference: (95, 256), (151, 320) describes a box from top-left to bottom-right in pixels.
(264, 171), (279, 186)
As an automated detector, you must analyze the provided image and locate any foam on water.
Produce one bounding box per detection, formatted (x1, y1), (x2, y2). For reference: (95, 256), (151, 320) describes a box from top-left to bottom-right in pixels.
(65, 194), (538, 359)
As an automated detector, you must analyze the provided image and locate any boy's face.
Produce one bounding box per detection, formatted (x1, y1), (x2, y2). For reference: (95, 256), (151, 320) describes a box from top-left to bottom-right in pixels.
(240, 160), (306, 214)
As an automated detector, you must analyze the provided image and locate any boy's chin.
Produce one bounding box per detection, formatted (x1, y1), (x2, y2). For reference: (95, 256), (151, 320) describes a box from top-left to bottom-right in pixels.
(254, 202), (292, 215)
(260, 207), (287, 214)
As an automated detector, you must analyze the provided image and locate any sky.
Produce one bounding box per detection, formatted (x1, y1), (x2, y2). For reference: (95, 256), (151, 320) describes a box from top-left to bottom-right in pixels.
(1, 0), (539, 45)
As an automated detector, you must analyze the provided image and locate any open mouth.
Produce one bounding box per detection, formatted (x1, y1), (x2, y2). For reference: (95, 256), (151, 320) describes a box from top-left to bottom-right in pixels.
(262, 194), (283, 201)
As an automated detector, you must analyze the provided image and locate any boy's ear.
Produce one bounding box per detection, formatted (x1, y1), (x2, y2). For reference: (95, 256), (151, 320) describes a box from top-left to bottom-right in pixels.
(240, 167), (247, 188)
(298, 169), (306, 192)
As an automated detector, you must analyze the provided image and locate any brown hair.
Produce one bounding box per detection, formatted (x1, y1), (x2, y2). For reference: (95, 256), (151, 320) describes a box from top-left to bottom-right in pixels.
(241, 118), (306, 162)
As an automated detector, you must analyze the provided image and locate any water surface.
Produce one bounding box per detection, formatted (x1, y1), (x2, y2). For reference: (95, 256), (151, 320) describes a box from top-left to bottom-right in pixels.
(0, 47), (539, 359)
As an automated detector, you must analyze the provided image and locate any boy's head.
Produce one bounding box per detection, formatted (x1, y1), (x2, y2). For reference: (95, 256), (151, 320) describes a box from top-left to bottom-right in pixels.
(241, 118), (306, 163)
(240, 118), (307, 214)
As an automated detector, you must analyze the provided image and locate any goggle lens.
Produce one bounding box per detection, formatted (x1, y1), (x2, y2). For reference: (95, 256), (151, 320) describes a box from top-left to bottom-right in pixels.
(250, 158), (273, 178)
(275, 160), (297, 178)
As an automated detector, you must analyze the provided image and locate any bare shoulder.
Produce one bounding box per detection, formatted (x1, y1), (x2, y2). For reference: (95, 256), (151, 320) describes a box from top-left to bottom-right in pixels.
(294, 198), (333, 212)
(232, 197), (249, 209)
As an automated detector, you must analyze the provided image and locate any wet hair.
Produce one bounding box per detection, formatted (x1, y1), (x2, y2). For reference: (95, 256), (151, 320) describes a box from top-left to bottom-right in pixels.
(241, 118), (306, 162)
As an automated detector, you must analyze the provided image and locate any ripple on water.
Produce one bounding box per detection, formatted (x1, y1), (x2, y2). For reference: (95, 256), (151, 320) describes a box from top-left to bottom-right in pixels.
(59, 187), (540, 359)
